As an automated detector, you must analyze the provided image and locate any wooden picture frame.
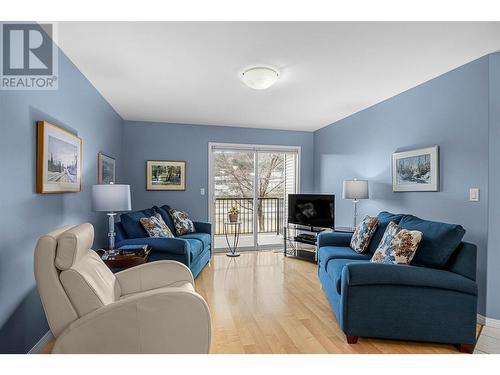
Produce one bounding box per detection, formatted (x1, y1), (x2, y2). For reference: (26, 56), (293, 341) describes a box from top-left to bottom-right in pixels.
(392, 145), (439, 192)
(146, 160), (186, 191)
(98, 152), (116, 184)
(36, 121), (82, 193)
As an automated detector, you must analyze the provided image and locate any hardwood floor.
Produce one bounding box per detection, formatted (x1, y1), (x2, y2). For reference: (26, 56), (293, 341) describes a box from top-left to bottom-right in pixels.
(196, 251), (462, 354)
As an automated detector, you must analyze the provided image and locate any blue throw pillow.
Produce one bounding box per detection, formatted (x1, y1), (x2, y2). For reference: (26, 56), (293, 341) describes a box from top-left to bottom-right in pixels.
(153, 205), (176, 235)
(368, 211), (406, 253)
(120, 208), (156, 239)
(398, 215), (466, 268)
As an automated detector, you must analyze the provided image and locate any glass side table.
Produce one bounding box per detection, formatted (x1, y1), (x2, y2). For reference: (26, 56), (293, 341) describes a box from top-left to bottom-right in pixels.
(224, 221), (241, 257)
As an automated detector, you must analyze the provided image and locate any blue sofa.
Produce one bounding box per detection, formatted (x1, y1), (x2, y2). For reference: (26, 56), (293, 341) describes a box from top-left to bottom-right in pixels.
(114, 205), (211, 278)
(317, 211), (478, 352)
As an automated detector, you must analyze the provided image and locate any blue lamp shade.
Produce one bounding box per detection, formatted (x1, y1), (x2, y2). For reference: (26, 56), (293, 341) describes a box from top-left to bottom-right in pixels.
(92, 184), (131, 212)
(342, 180), (369, 200)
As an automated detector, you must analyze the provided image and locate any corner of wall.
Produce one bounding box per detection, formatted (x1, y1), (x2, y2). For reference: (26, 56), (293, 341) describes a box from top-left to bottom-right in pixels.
(486, 51), (500, 320)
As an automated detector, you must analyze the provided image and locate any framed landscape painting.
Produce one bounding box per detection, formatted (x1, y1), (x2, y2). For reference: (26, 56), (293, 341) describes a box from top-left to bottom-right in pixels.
(98, 152), (115, 184)
(392, 145), (439, 192)
(37, 121), (82, 193)
(146, 160), (186, 191)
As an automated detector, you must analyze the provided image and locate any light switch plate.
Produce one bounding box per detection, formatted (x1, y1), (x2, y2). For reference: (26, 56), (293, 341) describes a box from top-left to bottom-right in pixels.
(200, 188), (205, 196)
(469, 188), (479, 202)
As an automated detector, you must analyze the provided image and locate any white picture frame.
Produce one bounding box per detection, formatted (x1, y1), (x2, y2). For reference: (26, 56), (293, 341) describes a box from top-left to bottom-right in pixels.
(392, 145), (439, 192)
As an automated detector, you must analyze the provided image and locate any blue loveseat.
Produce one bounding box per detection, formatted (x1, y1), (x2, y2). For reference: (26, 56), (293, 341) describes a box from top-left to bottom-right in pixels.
(114, 205), (211, 278)
(317, 211), (478, 352)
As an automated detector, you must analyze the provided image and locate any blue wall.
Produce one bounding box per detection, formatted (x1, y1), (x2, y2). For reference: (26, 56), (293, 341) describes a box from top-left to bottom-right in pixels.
(487, 53), (500, 320)
(313, 54), (499, 318)
(122, 121), (314, 221)
(0, 49), (123, 352)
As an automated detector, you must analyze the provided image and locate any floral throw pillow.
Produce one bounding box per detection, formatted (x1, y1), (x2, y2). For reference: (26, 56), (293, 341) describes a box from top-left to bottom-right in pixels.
(169, 208), (195, 236)
(371, 221), (423, 264)
(350, 216), (379, 253)
(140, 213), (174, 238)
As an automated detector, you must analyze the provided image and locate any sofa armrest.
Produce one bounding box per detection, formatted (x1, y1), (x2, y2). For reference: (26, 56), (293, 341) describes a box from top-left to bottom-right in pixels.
(116, 260), (194, 295)
(317, 231), (352, 248)
(447, 242), (477, 281)
(193, 221), (212, 235)
(116, 237), (189, 256)
(342, 263), (478, 296)
(52, 286), (211, 353)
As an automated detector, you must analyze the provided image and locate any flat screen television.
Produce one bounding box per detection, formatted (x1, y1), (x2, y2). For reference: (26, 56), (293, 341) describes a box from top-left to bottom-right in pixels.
(287, 194), (335, 230)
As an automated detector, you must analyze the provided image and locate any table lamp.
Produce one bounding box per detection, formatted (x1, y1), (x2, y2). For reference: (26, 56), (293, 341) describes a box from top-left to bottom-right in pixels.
(92, 183), (131, 250)
(342, 179), (369, 229)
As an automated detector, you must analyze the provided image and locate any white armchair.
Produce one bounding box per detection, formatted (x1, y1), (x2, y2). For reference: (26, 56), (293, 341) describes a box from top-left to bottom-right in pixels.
(34, 223), (211, 353)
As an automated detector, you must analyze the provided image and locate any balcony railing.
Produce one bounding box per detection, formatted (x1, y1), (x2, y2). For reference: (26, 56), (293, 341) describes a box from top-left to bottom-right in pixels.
(214, 197), (285, 235)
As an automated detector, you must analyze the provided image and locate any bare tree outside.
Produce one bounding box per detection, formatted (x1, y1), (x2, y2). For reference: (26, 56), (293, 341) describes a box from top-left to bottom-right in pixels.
(214, 151), (285, 231)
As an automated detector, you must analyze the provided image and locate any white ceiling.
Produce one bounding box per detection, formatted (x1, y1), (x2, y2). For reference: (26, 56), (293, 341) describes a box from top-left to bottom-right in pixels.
(58, 22), (500, 131)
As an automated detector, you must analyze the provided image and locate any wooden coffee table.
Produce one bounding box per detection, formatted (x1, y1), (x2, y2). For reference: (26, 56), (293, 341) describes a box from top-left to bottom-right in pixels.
(102, 246), (151, 270)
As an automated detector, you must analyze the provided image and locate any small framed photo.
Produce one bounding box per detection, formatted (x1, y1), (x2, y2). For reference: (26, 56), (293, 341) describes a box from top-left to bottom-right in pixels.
(37, 121), (82, 193)
(146, 160), (186, 191)
(392, 145), (439, 192)
(98, 152), (116, 184)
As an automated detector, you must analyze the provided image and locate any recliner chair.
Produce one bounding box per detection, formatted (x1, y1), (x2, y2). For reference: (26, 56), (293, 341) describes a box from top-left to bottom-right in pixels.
(34, 223), (211, 353)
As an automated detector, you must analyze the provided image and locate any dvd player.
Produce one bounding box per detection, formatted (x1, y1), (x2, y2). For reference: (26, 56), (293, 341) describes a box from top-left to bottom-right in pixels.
(294, 233), (317, 244)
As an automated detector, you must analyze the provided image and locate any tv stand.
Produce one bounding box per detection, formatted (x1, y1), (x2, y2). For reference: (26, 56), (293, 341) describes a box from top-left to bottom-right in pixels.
(284, 224), (353, 262)
(293, 225), (326, 233)
(310, 226), (325, 233)
(283, 223), (328, 263)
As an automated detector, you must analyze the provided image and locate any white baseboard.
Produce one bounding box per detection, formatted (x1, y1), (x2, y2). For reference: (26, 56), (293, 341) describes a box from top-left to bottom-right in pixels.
(477, 314), (500, 329)
(477, 314), (486, 325)
(28, 331), (53, 354)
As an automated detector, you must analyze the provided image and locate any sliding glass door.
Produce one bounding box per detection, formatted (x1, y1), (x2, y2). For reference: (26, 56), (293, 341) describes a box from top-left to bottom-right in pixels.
(212, 149), (256, 249)
(256, 152), (298, 248)
(209, 143), (299, 252)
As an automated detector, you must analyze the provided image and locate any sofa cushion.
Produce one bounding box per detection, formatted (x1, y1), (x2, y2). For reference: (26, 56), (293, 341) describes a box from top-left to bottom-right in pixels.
(340, 262), (478, 296)
(350, 216), (379, 253)
(399, 215), (466, 267)
(185, 238), (204, 262)
(140, 213), (174, 238)
(326, 258), (370, 294)
(153, 205), (176, 234)
(119, 208), (156, 239)
(115, 222), (127, 243)
(179, 232), (211, 249)
(169, 208), (195, 236)
(368, 211), (406, 253)
(371, 221), (423, 264)
(318, 246), (372, 269)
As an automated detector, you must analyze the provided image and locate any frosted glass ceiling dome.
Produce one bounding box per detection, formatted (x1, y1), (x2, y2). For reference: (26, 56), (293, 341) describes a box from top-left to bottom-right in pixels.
(241, 66), (280, 90)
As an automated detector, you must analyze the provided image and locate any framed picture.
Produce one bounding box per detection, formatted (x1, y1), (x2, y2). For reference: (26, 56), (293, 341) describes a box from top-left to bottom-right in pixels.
(98, 152), (116, 184)
(37, 121), (82, 193)
(392, 145), (439, 192)
(146, 160), (186, 191)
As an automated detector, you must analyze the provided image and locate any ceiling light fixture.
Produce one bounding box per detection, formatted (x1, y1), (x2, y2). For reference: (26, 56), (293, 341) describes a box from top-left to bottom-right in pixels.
(241, 66), (280, 90)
